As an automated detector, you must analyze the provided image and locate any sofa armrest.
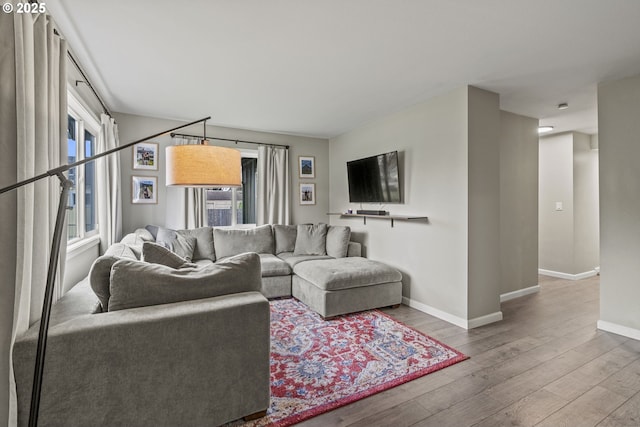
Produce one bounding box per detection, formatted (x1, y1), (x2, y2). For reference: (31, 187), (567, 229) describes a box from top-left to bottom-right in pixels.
(13, 292), (270, 427)
(347, 241), (362, 257)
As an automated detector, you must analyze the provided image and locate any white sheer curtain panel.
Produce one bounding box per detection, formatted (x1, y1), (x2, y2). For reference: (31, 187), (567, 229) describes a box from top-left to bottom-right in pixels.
(8, 11), (68, 425)
(172, 136), (207, 228)
(257, 145), (290, 225)
(96, 114), (122, 253)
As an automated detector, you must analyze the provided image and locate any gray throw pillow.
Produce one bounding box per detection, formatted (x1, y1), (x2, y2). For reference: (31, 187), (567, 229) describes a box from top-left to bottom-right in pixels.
(108, 252), (261, 312)
(142, 242), (197, 269)
(293, 223), (328, 256)
(145, 225), (159, 239)
(156, 226), (197, 261)
(213, 225), (274, 258)
(326, 226), (351, 258)
(89, 243), (138, 311)
(177, 227), (215, 261)
(119, 229), (154, 259)
(273, 224), (297, 254)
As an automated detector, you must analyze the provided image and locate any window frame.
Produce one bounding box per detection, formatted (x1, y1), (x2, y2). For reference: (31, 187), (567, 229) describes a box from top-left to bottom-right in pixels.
(66, 91), (101, 246)
(206, 149), (258, 228)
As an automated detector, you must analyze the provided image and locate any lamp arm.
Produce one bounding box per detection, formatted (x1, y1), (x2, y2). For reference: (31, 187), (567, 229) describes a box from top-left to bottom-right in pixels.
(0, 116), (211, 195)
(0, 116), (211, 427)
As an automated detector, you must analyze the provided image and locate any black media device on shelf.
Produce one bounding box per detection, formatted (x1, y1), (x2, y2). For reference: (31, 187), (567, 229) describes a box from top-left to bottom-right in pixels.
(347, 151), (401, 203)
(356, 210), (387, 215)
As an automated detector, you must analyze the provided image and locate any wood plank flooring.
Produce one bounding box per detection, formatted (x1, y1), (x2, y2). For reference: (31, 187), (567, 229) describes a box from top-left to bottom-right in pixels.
(298, 275), (640, 427)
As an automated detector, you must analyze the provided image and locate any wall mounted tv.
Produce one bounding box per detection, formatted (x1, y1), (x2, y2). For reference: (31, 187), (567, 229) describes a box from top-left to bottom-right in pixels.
(347, 151), (401, 203)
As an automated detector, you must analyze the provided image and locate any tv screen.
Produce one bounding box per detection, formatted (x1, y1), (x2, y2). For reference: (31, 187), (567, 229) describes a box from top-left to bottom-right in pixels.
(347, 151), (401, 203)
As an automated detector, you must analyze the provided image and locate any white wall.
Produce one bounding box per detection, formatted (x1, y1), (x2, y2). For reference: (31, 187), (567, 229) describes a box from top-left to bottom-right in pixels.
(467, 87), (501, 320)
(539, 132), (599, 276)
(113, 113), (330, 233)
(573, 133), (600, 273)
(62, 239), (100, 293)
(499, 111), (539, 295)
(330, 87), (470, 321)
(598, 74), (640, 338)
(329, 86), (508, 327)
(539, 134), (575, 272)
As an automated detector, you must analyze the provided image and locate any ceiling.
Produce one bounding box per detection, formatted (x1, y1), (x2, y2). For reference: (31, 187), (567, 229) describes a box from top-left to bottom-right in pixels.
(47, 0), (640, 139)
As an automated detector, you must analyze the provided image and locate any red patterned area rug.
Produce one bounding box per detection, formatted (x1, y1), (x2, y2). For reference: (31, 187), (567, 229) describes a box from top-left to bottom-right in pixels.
(238, 298), (468, 427)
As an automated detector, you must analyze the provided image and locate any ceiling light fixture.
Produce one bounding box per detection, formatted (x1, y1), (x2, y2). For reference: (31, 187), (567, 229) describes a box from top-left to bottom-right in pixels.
(558, 103), (569, 110)
(538, 126), (554, 134)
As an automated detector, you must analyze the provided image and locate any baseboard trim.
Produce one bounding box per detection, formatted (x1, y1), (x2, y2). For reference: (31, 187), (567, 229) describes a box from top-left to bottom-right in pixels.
(401, 297), (502, 330)
(468, 311), (504, 329)
(402, 297), (468, 329)
(538, 268), (598, 281)
(597, 320), (640, 341)
(500, 285), (541, 303)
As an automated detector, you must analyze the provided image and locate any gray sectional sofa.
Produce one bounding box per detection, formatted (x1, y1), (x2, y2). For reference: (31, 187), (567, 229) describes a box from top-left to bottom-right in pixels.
(13, 223), (402, 427)
(13, 252), (270, 427)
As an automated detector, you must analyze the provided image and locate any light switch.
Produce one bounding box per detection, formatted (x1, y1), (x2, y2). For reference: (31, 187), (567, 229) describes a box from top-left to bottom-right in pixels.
(555, 202), (563, 211)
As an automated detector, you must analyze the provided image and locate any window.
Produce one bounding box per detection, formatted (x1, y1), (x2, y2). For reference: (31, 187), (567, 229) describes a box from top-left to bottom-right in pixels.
(206, 154), (258, 227)
(67, 93), (100, 242)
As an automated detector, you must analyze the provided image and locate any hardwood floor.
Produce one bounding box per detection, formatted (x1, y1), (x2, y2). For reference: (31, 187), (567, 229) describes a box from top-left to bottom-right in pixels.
(298, 275), (640, 427)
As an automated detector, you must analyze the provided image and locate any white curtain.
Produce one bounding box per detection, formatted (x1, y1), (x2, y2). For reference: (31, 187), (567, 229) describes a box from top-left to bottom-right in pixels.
(172, 137), (207, 228)
(257, 145), (290, 225)
(9, 11), (68, 425)
(96, 114), (122, 254)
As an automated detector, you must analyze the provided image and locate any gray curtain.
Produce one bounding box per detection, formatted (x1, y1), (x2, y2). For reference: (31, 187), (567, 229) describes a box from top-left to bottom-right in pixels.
(242, 158), (257, 224)
(96, 114), (122, 254)
(171, 137), (206, 228)
(257, 145), (290, 225)
(8, 11), (68, 424)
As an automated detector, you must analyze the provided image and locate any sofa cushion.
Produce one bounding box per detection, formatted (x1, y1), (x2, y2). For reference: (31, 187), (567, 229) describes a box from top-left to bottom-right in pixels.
(273, 225), (297, 254)
(145, 224), (159, 239)
(177, 227), (216, 261)
(293, 224), (328, 256)
(216, 253), (291, 277)
(142, 242), (197, 269)
(293, 257), (403, 291)
(156, 227), (197, 261)
(119, 228), (154, 259)
(214, 225), (274, 258)
(193, 259), (215, 267)
(326, 226), (351, 258)
(108, 252), (262, 311)
(258, 254), (292, 277)
(89, 243), (138, 311)
(278, 252), (333, 268)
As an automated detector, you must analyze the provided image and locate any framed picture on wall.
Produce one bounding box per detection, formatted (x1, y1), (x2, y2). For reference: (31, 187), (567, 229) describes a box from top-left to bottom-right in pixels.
(132, 176), (158, 204)
(298, 156), (315, 178)
(133, 142), (158, 170)
(299, 182), (316, 205)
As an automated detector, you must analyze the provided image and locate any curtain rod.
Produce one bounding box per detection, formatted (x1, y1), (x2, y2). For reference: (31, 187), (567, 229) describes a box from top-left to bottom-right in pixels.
(67, 51), (113, 117)
(170, 132), (290, 149)
(49, 3), (112, 117)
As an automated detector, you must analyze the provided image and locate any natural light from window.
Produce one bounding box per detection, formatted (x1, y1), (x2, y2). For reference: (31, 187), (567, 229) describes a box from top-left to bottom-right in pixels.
(67, 92), (99, 242)
(206, 156), (257, 227)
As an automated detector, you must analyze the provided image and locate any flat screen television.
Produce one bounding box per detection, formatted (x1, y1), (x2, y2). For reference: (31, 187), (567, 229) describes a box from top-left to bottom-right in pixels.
(347, 151), (401, 203)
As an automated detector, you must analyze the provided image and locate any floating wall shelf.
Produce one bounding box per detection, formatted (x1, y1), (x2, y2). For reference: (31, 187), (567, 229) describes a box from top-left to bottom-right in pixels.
(327, 213), (429, 227)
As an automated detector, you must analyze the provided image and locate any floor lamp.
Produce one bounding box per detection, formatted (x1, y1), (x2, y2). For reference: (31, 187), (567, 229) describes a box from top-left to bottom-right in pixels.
(0, 115), (240, 427)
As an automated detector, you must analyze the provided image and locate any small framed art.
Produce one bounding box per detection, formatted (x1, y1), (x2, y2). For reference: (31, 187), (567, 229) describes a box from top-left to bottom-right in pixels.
(133, 142), (158, 170)
(299, 182), (316, 205)
(132, 176), (157, 204)
(298, 156), (315, 179)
